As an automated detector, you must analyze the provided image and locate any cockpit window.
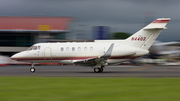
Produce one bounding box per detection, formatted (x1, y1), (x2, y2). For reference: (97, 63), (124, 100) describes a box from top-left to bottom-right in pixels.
(26, 45), (40, 51)
(38, 46), (41, 50)
(33, 46), (37, 50)
(26, 46), (34, 51)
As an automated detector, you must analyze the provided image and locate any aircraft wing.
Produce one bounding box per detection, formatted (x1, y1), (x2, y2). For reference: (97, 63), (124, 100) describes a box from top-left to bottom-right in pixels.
(73, 43), (114, 66)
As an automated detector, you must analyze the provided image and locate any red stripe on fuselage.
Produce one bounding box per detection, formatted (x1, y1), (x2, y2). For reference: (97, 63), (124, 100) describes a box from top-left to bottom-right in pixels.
(152, 20), (170, 23)
(11, 56), (140, 61)
(11, 57), (97, 61)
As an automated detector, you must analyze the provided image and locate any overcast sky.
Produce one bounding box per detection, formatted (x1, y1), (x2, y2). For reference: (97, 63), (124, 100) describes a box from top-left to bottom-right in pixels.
(0, 0), (180, 41)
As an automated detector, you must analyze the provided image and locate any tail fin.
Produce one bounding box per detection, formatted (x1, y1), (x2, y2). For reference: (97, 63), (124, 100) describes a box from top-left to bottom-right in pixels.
(126, 18), (170, 50)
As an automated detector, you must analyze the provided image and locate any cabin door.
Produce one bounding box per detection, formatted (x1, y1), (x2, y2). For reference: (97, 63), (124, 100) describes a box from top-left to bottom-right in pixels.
(44, 47), (52, 61)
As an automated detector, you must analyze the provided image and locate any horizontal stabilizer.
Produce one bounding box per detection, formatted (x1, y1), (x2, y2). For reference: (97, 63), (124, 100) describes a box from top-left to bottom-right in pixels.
(143, 18), (170, 30)
(144, 27), (167, 30)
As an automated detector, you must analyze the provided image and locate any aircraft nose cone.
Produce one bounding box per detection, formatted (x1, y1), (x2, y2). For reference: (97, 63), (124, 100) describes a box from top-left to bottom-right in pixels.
(11, 53), (22, 60)
(11, 54), (17, 60)
(11, 51), (26, 61)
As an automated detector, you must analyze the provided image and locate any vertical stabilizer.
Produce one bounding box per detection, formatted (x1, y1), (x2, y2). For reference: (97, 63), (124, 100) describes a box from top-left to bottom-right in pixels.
(126, 18), (170, 50)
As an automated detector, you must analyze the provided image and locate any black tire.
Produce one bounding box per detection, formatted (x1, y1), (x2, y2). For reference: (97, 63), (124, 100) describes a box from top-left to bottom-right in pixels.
(99, 68), (104, 73)
(30, 68), (35, 73)
(94, 68), (99, 73)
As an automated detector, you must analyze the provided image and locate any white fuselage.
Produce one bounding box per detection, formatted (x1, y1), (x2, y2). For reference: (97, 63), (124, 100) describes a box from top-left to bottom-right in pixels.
(11, 42), (149, 65)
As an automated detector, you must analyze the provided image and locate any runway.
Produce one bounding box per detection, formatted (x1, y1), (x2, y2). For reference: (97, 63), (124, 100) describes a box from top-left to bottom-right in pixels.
(0, 65), (180, 77)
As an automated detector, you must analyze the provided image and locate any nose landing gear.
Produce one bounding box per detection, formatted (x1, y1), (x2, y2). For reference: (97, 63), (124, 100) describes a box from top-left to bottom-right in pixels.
(30, 63), (36, 73)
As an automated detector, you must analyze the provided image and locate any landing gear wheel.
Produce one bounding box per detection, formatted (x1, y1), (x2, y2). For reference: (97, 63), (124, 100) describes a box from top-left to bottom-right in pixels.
(94, 67), (104, 73)
(30, 63), (35, 73)
(94, 68), (100, 73)
(99, 68), (103, 73)
(30, 67), (35, 73)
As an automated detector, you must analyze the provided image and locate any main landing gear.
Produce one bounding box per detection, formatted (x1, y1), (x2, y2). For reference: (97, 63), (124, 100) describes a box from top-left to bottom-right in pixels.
(94, 66), (104, 73)
(30, 63), (36, 73)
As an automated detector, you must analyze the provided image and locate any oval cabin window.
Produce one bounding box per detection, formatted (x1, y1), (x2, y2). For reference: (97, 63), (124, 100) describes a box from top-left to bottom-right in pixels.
(72, 47), (75, 51)
(61, 47), (64, 51)
(78, 47), (81, 51)
(90, 47), (93, 51)
(66, 47), (69, 51)
(84, 47), (87, 51)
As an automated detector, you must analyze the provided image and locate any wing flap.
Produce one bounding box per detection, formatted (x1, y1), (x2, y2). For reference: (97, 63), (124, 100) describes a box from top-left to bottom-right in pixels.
(73, 43), (114, 66)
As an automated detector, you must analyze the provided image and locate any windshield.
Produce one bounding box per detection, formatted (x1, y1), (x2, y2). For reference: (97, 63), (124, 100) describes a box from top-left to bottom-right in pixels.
(33, 46), (37, 50)
(26, 46), (34, 51)
(26, 45), (41, 51)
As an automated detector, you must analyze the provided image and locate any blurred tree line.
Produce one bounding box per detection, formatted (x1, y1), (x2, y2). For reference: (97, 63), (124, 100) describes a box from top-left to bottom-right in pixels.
(112, 32), (131, 39)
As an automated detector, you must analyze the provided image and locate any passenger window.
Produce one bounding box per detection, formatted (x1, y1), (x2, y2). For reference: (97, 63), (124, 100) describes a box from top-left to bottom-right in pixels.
(90, 47), (93, 51)
(61, 47), (64, 51)
(78, 47), (81, 51)
(33, 46), (37, 50)
(84, 47), (87, 51)
(66, 47), (69, 51)
(72, 47), (75, 51)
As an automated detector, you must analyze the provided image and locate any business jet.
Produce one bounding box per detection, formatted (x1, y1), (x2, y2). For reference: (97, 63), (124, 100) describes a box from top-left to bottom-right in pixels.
(11, 18), (170, 73)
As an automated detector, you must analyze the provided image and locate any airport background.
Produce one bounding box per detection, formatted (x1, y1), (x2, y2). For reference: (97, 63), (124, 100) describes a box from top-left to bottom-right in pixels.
(0, 1), (180, 66)
(1, 0), (180, 101)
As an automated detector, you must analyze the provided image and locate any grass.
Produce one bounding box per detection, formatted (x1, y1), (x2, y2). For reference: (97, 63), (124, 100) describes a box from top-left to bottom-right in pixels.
(0, 77), (180, 101)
